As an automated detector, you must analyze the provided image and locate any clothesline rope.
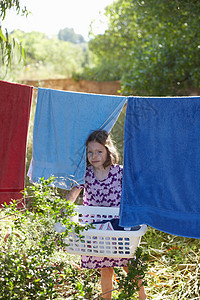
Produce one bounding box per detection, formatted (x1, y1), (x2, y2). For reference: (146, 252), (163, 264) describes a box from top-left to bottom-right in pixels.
(32, 86), (199, 98)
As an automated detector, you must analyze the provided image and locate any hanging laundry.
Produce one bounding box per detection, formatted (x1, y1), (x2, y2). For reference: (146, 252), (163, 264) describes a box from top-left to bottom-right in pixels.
(0, 80), (33, 207)
(28, 88), (126, 189)
(119, 96), (200, 239)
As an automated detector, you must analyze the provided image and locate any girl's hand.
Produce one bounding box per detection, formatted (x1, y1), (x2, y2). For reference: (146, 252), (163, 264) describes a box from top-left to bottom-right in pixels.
(65, 186), (82, 203)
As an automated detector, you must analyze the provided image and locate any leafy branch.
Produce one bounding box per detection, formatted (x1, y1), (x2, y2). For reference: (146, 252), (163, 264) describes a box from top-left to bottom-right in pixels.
(0, 0), (29, 66)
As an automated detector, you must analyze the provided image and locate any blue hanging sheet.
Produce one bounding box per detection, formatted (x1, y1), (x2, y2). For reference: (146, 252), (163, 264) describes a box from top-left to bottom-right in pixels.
(119, 96), (200, 238)
(28, 88), (126, 189)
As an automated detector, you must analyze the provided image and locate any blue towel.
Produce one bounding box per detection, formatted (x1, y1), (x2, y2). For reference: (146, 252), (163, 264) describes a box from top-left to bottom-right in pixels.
(28, 88), (126, 189)
(119, 96), (200, 239)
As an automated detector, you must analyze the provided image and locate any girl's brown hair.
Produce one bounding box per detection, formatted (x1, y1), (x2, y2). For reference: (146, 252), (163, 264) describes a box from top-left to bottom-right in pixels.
(86, 130), (119, 168)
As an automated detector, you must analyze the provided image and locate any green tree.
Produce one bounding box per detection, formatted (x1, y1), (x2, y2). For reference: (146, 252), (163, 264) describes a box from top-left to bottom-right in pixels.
(3, 30), (88, 80)
(86, 0), (200, 96)
(0, 0), (29, 66)
(58, 27), (85, 44)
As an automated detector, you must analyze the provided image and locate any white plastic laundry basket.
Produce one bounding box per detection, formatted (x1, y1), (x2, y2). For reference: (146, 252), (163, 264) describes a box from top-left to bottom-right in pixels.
(64, 206), (147, 258)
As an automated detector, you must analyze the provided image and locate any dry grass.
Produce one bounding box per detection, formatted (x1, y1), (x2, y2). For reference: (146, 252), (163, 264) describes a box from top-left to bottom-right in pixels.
(142, 229), (200, 299)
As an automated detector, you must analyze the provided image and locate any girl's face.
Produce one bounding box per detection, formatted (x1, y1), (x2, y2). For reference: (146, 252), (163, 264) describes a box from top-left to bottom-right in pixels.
(87, 141), (108, 169)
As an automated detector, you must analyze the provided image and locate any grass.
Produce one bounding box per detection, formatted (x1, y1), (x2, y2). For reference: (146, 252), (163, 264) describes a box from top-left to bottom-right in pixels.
(142, 229), (200, 299)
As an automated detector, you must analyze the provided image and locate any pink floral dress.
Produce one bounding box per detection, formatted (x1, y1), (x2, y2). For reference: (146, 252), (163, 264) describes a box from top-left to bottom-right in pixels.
(77, 164), (129, 269)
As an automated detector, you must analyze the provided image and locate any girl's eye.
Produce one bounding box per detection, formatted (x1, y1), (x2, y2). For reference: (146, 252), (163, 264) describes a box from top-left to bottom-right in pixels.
(98, 151), (102, 154)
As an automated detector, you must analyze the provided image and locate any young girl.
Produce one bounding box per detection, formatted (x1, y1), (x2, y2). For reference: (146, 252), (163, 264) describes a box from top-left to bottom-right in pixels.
(66, 130), (147, 300)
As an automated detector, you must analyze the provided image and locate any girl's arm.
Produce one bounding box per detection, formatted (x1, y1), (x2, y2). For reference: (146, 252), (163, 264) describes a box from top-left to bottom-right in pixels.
(60, 187), (82, 217)
(66, 186), (82, 203)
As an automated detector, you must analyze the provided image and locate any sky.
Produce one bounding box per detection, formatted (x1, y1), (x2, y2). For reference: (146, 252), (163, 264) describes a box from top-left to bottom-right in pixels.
(2, 0), (114, 40)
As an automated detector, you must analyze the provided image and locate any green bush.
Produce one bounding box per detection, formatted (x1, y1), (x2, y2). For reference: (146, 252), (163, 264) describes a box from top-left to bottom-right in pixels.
(0, 177), (88, 299)
(0, 177), (148, 299)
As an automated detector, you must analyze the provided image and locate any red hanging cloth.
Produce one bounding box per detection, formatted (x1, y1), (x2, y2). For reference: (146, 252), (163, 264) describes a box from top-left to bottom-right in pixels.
(0, 80), (33, 207)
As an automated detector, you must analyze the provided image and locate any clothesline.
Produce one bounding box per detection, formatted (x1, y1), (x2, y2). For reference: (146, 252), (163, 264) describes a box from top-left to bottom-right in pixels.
(1, 79), (200, 238)
(32, 85), (126, 98)
(32, 86), (200, 98)
(32, 86), (200, 100)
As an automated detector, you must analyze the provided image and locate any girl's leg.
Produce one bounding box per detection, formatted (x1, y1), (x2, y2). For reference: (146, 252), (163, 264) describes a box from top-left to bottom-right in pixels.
(100, 267), (114, 300)
(123, 266), (147, 300)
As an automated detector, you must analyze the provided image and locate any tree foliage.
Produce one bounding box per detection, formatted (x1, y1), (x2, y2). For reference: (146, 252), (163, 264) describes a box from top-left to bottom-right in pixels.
(0, 0), (28, 19)
(58, 27), (85, 44)
(0, 30), (88, 81)
(0, 0), (28, 66)
(86, 0), (200, 96)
